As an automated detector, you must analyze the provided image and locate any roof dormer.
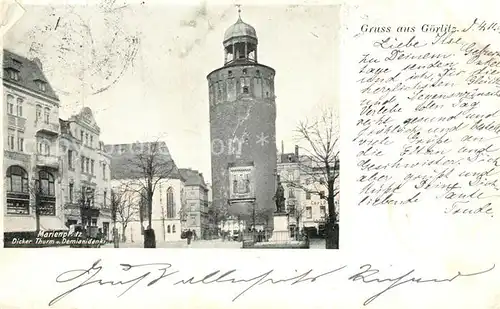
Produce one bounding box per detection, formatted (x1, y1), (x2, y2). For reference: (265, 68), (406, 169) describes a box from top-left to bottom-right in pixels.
(34, 78), (47, 92)
(5, 68), (20, 81)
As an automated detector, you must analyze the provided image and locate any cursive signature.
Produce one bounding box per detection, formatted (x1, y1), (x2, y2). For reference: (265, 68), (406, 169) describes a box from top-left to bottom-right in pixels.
(49, 259), (347, 306)
(349, 263), (496, 306)
(49, 260), (495, 307)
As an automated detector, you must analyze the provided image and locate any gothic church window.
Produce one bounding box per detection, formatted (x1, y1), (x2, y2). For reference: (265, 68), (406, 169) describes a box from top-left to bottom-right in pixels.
(166, 187), (175, 218)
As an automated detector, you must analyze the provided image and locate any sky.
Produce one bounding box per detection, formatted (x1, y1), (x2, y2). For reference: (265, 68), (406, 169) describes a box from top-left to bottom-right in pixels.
(4, 3), (340, 180)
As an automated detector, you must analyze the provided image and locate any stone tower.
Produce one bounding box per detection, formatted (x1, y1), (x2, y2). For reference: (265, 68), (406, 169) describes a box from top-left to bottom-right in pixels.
(207, 10), (277, 228)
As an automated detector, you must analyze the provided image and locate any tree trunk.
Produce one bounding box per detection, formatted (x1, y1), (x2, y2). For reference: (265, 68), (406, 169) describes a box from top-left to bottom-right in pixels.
(325, 163), (338, 249)
(144, 190), (156, 248)
(148, 202), (152, 229)
(121, 225), (127, 242)
(113, 227), (119, 248)
(112, 218), (119, 248)
(325, 221), (339, 249)
(35, 210), (40, 232)
(139, 201), (145, 235)
(148, 189), (153, 229)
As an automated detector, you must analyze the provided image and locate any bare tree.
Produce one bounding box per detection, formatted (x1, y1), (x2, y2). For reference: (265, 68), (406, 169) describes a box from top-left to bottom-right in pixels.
(254, 207), (271, 228)
(159, 203), (167, 241)
(288, 203), (307, 240)
(208, 202), (228, 237)
(138, 188), (147, 235)
(110, 189), (120, 248)
(125, 140), (176, 247)
(294, 108), (340, 249)
(111, 184), (139, 243)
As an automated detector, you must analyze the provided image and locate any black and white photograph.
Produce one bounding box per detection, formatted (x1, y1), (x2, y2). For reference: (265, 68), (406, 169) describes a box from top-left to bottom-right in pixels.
(3, 3), (340, 249)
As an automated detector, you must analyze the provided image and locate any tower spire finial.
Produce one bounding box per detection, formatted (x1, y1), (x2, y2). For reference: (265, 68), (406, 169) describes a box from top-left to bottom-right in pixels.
(236, 4), (242, 20)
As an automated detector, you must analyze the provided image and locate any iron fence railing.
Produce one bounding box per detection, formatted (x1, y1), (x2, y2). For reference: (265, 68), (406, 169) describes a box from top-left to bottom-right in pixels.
(242, 230), (309, 248)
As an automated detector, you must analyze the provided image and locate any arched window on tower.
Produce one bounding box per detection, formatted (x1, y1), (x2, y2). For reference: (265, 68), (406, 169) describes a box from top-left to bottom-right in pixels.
(217, 82), (222, 102)
(240, 77), (249, 94)
(167, 225), (171, 233)
(166, 187), (175, 218)
(254, 77), (262, 98)
(6, 165), (30, 215)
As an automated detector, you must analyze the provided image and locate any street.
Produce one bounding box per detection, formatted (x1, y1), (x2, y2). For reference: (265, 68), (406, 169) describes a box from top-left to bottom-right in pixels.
(102, 238), (326, 249)
(309, 238), (326, 249)
(102, 239), (243, 249)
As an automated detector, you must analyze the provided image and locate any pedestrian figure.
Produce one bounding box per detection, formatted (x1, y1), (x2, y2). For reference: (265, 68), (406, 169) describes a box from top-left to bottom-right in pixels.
(187, 229), (192, 245)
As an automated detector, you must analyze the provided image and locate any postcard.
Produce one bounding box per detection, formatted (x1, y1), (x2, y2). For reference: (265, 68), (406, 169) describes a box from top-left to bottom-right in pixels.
(1, 0), (499, 308)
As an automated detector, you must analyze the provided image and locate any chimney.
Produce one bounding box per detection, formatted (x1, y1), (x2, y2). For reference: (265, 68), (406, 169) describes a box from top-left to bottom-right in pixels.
(32, 57), (43, 71)
(281, 140), (284, 154)
(295, 145), (299, 156)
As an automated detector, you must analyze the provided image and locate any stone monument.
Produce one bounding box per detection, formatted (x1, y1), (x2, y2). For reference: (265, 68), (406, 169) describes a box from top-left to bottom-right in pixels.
(269, 175), (291, 242)
(275, 175), (286, 213)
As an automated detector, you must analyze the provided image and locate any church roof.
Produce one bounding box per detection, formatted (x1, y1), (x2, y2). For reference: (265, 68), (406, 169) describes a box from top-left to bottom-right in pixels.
(224, 16), (257, 42)
(104, 142), (184, 181)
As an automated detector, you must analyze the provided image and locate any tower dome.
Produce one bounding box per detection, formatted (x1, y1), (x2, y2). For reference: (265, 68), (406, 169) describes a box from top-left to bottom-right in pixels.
(224, 16), (257, 42)
(222, 10), (259, 65)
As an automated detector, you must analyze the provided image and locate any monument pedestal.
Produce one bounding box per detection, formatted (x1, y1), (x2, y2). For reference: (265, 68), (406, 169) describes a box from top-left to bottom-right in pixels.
(269, 212), (292, 242)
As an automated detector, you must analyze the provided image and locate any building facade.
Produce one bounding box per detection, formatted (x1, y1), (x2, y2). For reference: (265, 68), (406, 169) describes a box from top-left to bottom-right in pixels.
(106, 142), (187, 243)
(276, 145), (302, 236)
(207, 13), (277, 228)
(277, 144), (340, 237)
(179, 168), (209, 239)
(59, 107), (112, 240)
(3, 50), (66, 232)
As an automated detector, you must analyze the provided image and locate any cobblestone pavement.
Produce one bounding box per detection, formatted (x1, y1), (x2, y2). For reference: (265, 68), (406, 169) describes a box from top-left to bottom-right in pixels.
(102, 238), (327, 249)
(102, 239), (242, 249)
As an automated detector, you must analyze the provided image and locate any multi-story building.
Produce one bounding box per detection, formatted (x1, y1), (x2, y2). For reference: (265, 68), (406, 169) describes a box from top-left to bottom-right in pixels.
(3, 50), (66, 232)
(179, 168), (210, 239)
(106, 142), (187, 243)
(276, 144), (302, 236)
(207, 12), (277, 228)
(59, 107), (112, 239)
(277, 143), (340, 237)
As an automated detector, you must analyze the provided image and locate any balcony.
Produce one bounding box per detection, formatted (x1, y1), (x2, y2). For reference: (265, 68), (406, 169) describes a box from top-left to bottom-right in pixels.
(35, 121), (60, 136)
(36, 154), (60, 169)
